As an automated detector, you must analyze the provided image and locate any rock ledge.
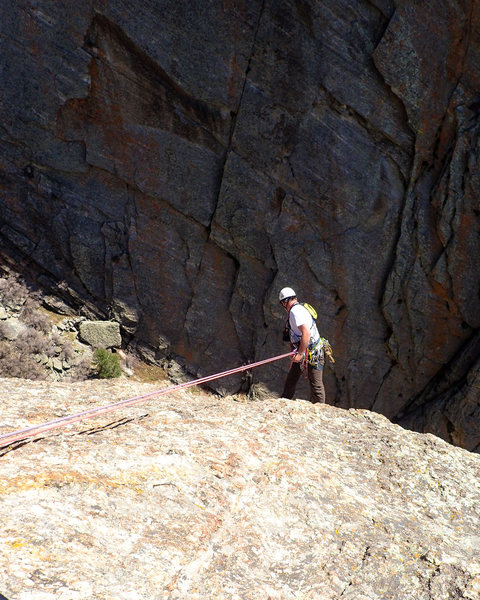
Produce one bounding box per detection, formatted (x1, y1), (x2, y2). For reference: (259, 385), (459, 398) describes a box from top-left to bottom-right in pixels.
(1, 377), (480, 600)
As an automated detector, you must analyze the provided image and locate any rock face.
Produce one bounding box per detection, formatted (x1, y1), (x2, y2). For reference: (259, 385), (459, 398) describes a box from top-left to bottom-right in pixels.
(0, 1), (479, 450)
(1, 378), (480, 600)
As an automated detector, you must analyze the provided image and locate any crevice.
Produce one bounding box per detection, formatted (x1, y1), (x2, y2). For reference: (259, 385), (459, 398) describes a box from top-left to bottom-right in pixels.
(312, 86), (412, 178)
(395, 325), (480, 423)
(210, 0), (266, 227)
(0, 436), (45, 457)
(63, 216), (106, 306)
(366, 0), (395, 23)
(444, 416), (457, 447)
(371, 361), (395, 412)
(370, 6), (418, 156)
(377, 182), (409, 309)
(76, 414), (149, 436)
(122, 183), (141, 314)
(224, 250), (248, 364)
(452, 0), (475, 96)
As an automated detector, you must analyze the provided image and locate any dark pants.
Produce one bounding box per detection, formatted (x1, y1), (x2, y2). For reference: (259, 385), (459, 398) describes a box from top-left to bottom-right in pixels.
(281, 362), (325, 404)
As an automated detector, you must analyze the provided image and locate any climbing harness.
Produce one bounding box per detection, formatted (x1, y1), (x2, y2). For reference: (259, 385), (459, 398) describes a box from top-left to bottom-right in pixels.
(0, 350), (295, 448)
(307, 337), (335, 365)
(307, 338), (324, 367)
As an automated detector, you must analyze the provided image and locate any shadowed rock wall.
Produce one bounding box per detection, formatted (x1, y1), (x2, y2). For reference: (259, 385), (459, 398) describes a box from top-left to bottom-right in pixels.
(0, 1), (479, 449)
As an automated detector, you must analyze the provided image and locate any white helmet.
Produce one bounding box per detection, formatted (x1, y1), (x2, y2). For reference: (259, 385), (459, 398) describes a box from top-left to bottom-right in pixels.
(279, 287), (296, 302)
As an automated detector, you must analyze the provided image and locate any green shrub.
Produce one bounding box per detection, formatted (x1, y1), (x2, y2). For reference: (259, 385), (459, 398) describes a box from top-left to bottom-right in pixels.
(93, 348), (122, 379)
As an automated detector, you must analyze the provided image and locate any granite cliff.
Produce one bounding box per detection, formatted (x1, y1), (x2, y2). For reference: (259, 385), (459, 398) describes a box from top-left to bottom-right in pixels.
(0, 1), (479, 450)
(1, 377), (480, 599)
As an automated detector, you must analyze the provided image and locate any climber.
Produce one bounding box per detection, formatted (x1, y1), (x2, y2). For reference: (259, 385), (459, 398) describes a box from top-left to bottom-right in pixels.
(279, 287), (325, 404)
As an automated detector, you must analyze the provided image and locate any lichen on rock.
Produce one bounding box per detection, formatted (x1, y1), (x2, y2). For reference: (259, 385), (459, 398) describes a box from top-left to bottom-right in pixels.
(1, 378), (480, 599)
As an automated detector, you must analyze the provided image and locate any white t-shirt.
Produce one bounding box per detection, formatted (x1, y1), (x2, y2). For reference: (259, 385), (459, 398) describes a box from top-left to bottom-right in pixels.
(289, 303), (320, 347)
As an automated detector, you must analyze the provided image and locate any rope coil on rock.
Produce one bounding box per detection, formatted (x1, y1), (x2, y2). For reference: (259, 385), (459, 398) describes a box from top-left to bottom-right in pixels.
(0, 350), (296, 447)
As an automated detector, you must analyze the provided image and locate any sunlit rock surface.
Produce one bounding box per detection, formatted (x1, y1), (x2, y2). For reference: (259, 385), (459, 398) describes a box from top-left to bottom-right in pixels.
(1, 377), (480, 599)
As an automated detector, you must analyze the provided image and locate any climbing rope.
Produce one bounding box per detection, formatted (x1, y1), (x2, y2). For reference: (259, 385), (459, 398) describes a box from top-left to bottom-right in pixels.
(0, 350), (296, 447)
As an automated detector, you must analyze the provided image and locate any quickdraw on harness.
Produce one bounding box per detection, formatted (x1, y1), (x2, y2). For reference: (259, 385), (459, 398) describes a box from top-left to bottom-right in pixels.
(322, 338), (335, 364)
(298, 338), (324, 378)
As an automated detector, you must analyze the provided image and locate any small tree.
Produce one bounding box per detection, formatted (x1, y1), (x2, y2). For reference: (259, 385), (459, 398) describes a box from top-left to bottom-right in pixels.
(93, 348), (122, 379)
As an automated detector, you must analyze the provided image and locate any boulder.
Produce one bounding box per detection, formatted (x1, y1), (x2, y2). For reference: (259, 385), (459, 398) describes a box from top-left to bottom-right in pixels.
(78, 320), (122, 349)
(0, 318), (27, 341)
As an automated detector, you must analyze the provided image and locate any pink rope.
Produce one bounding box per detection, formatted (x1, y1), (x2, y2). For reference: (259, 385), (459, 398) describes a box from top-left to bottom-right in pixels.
(0, 350), (295, 447)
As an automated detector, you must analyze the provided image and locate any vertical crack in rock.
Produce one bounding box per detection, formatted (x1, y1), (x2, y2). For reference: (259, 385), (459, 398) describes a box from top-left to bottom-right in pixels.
(371, 5), (416, 370)
(208, 0), (266, 228)
(188, 0), (268, 384)
(60, 212), (106, 305)
(365, 0), (395, 22)
(123, 184), (140, 322)
(370, 1), (480, 433)
(396, 325), (480, 431)
(226, 0), (266, 161)
(371, 8), (416, 327)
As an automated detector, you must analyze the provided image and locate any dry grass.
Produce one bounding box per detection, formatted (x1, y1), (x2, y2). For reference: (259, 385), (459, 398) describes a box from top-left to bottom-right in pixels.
(0, 272), (92, 381)
(130, 360), (169, 384)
